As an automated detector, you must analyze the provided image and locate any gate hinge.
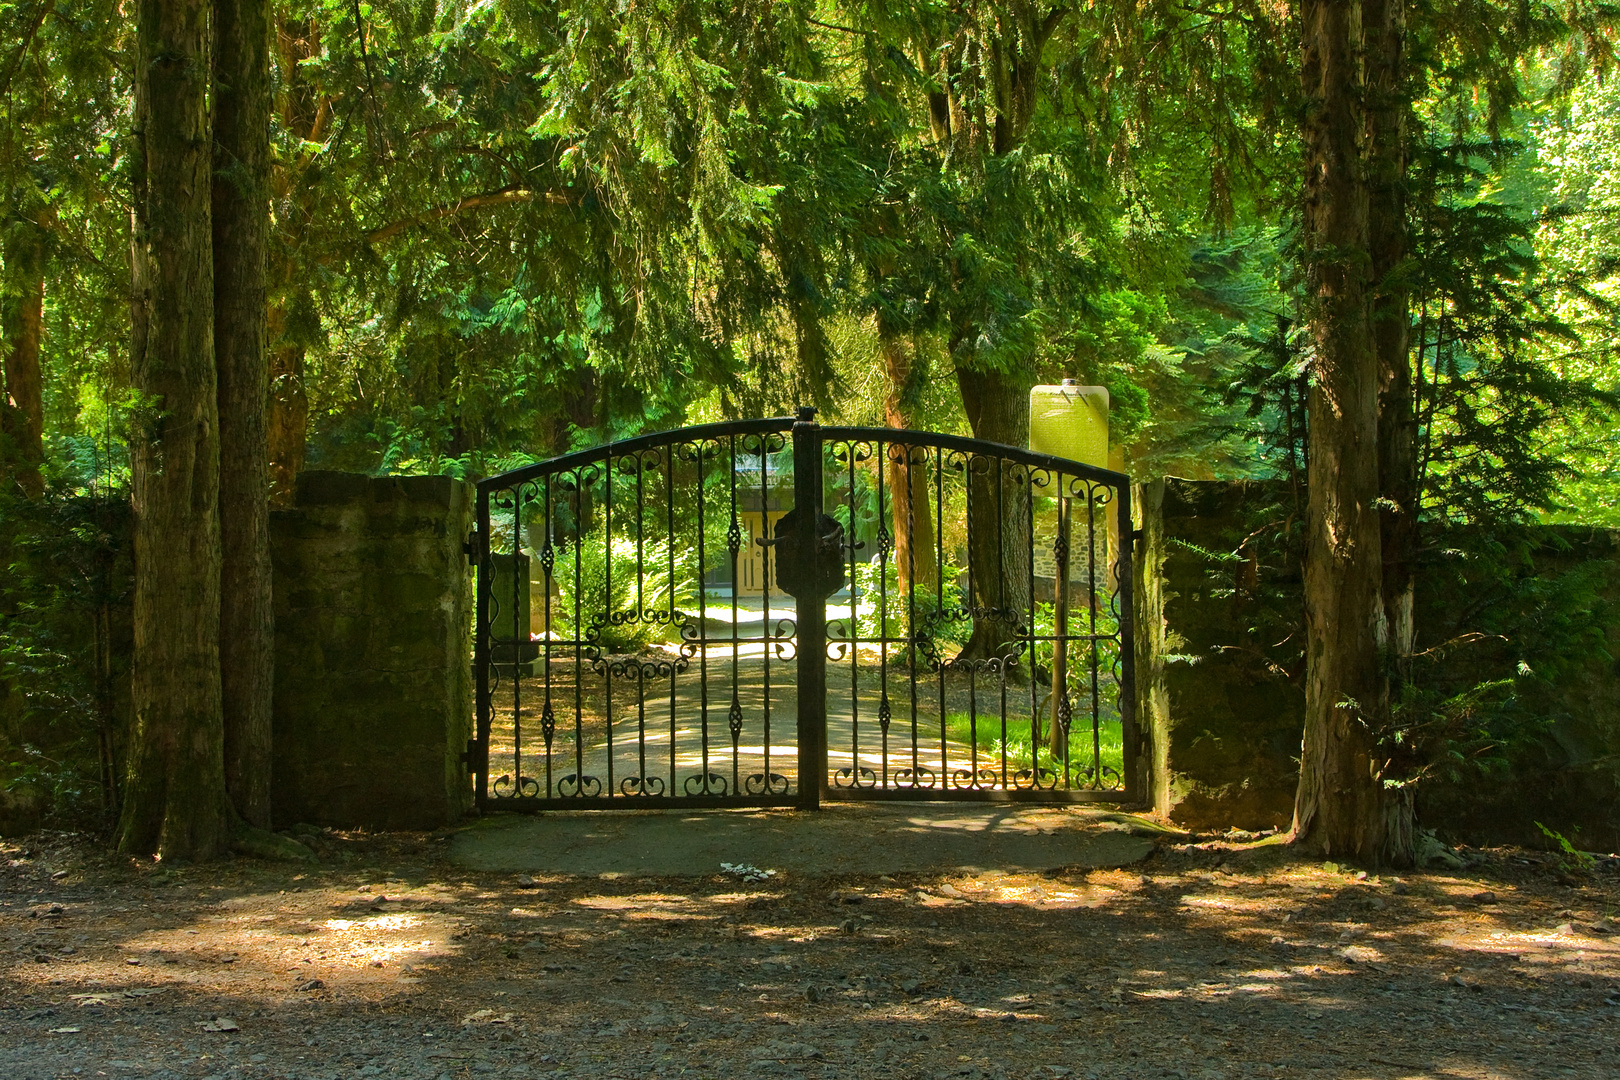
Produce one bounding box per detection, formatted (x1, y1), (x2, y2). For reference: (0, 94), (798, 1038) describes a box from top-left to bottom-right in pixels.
(463, 528), (481, 566)
(461, 738), (487, 773)
(1131, 527), (1145, 548)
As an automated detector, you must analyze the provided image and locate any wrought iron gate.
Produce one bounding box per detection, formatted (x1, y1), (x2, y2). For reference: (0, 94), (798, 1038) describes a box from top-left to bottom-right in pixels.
(469, 408), (1139, 810)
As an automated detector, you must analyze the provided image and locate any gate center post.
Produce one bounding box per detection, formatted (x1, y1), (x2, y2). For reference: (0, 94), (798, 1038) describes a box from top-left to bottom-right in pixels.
(791, 406), (829, 809)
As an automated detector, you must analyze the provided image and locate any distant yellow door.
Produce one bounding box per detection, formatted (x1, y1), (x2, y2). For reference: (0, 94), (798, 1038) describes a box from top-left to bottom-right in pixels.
(736, 509), (786, 595)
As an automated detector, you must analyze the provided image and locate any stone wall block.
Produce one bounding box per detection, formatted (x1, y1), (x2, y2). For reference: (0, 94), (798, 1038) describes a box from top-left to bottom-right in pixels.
(1143, 481), (1620, 848)
(1415, 527), (1620, 850)
(1144, 478), (1305, 831)
(270, 471), (474, 830)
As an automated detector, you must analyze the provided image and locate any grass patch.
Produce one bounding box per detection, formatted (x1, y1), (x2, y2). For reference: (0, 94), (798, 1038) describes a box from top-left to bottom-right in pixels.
(942, 711), (1124, 786)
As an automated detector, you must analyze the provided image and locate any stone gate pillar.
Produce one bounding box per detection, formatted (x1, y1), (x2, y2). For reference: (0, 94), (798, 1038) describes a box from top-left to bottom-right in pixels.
(269, 471), (474, 829)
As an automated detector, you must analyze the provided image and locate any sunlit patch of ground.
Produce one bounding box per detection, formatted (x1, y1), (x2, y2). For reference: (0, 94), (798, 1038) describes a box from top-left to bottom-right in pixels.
(1, 829), (1617, 1080)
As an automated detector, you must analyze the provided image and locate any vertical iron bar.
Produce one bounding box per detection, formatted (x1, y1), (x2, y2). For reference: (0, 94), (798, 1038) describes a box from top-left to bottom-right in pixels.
(1022, 462), (1036, 783)
(572, 476), (585, 794)
(474, 488), (491, 808)
(935, 447), (947, 784)
(1053, 484), (1070, 788)
(877, 440), (889, 787)
(761, 441), (773, 790)
(697, 443), (710, 792)
(729, 435), (742, 794)
(543, 478), (554, 797)
(793, 406), (827, 809)
(1004, 459), (1017, 782)
(1089, 488), (1101, 786)
(1116, 481), (1139, 801)
(668, 447), (679, 794)
(635, 458), (648, 789)
(966, 457), (992, 785)
(635, 456), (645, 615)
(513, 491), (524, 792)
(604, 461), (614, 797)
(847, 447), (860, 783)
(905, 446), (920, 784)
(664, 446), (677, 793)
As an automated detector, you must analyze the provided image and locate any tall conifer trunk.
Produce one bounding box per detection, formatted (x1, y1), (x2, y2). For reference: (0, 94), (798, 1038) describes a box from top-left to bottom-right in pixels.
(882, 330), (937, 601)
(954, 363), (1032, 665)
(214, 0), (274, 828)
(1, 218), (46, 499)
(1368, 0), (1416, 677)
(1293, 0), (1414, 866)
(914, 8), (1057, 668)
(266, 18), (323, 506)
(267, 317), (307, 505)
(118, 0), (234, 860)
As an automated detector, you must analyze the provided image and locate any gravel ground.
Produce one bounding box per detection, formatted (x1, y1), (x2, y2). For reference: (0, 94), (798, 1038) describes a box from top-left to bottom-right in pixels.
(2, 825), (1617, 1080)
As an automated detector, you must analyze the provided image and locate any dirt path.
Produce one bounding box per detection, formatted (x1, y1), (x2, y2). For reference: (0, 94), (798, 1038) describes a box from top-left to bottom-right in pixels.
(2, 826), (1617, 1080)
(446, 806), (1155, 877)
(488, 651), (1122, 801)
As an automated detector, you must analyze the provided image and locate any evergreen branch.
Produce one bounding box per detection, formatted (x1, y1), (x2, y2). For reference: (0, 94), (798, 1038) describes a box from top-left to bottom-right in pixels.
(0, 0), (55, 99)
(1406, 631), (1503, 660)
(363, 186), (570, 244)
(806, 17), (870, 37)
(352, 0), (387, 158)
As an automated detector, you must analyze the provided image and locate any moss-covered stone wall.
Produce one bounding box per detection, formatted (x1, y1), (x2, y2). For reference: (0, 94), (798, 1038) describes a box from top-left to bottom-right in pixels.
(269, 471), (474, 830)
(1414, 528), (1620, 852)
(1138, 479), (1304, 830)
(1137, 479), (1620, 850)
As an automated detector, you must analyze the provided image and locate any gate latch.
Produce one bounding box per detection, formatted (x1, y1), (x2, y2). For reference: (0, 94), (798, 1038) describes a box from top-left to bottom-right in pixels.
(766, 507), (846, 602)
(463, 528), (481, 566)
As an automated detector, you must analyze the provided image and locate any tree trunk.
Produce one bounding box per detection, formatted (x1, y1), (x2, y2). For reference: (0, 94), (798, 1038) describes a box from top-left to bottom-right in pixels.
(953, 363), (1032, 668)
(1292, 0), (1413, 867)
(265, 18), (324, 506)
(118, 0), (234, 861)
(214, 0), (274, 828)
(1, 219), (46, 499)
(267, 337), (306, 505)
(882, 331), (938, 603)
(1368, 0), (1416, 679)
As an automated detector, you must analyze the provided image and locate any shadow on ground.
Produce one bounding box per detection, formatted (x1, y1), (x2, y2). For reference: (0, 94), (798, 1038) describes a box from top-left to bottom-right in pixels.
(448, 804), (1156, 877)
(1, 824), (1617, 1080)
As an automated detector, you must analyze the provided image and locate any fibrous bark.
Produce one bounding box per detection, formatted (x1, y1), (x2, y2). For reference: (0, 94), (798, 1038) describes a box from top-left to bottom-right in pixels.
(214, 0), (274, 828)
(1292, 0), (1414, 866)
(267, 17), (324, 506)
(954, 363), (1032, 667)
(1368, 0), (1416, 677)
(1, 217), (46, 499)
(882, 330), (938, 602)
(118, 0), (234, 861)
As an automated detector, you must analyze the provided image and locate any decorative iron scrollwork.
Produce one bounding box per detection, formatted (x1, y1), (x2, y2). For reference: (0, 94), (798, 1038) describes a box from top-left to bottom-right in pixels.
(833, 765), (878, 789)
(951, 767), (1001, 790)
(621, 775), (668, 797)
(745, 772), (791, 796)
(493, 774), (541, 798)
(893, 765), (937, 789)
(684, 772), (729, 797)
(559, 773), (603, 798)
(1012, 766), (1059, 791)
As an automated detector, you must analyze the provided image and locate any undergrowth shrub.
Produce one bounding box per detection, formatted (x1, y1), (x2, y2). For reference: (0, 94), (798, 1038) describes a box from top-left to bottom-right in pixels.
(0, 460), (130, 833)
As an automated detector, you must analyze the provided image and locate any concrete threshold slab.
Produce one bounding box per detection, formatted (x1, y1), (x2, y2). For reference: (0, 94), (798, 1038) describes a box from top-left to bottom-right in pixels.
(448, 803), (1154, 878)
